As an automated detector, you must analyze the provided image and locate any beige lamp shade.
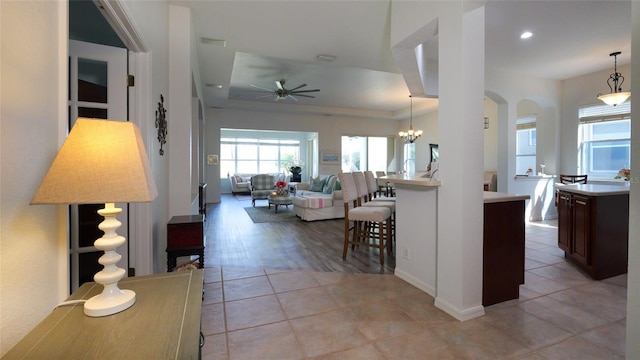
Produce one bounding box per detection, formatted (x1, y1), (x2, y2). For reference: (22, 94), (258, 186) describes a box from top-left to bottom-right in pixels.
(32, 118), (158, 204)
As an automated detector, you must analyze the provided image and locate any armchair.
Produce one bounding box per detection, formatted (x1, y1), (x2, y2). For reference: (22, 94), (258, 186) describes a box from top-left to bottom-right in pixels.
(251, 174), (275, 207)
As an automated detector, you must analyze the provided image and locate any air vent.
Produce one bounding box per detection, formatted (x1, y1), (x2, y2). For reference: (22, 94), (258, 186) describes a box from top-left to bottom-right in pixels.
(201, 37), (226, 47)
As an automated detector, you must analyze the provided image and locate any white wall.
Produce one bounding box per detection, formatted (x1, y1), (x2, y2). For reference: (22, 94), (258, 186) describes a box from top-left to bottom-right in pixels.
(0, 1), (68, 354)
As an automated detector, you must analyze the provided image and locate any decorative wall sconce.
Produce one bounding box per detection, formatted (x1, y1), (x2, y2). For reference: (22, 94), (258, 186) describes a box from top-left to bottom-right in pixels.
(155, 94), (167, 155)
(484, 117), (489, 129)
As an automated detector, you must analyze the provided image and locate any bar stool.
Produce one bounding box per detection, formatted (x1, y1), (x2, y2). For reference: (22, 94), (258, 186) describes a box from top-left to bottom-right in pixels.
(356, 172), (396, 247)
(338, 173), (392, 266)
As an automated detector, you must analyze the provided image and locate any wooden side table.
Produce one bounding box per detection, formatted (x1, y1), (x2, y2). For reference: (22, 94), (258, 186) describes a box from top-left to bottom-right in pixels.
(167, 215), (205, 272)
(4, 271), (204, 359)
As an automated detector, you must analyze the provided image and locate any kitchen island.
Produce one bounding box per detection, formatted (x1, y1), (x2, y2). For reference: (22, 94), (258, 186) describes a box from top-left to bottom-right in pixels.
(556, 183), (629, 280)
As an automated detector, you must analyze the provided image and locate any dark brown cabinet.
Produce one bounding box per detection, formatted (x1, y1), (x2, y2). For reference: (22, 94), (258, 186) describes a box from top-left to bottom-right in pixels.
(167, 215), (205, 272)
(557, 188), (628, 280)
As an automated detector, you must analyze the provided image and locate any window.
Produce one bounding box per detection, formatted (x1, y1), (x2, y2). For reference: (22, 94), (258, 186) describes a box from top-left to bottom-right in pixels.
(403, 143), (415, 173)
(341, 136), (392, 173)
(516, 116), (536, 174)
(578, 102), (631, 179)
(221, 137), (300, 177)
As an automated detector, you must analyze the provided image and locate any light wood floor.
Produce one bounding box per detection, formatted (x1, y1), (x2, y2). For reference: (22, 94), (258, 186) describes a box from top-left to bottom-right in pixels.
(203, 194), (396, 274)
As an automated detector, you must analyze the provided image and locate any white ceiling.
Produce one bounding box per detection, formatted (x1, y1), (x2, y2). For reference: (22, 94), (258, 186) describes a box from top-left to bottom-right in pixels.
(175, 0), (632, 119)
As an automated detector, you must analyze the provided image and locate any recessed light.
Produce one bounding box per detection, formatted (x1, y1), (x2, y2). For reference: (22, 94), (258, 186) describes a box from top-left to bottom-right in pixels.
(520, 31), (533, 39)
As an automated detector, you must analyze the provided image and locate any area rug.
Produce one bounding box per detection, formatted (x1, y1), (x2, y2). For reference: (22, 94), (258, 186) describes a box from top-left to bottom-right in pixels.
(243, 206), (298, 223)
(234, 194), (252, 201)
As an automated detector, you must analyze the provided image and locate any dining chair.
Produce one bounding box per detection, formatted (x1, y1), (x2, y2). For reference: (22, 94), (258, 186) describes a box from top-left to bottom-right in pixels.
(559, 174), (588, 184)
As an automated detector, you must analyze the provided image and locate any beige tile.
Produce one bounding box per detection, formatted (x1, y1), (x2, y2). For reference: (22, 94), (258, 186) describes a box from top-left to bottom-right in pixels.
(204, 266), (222, 283)
(521, 272), (571, 295)
(547, 282), (627, 322)
(201, 303), (226, 336)
(525, 248), (565, 265)
(203, 281), (223, 305)
(518, 296), (610, 334)
(223, 275), (274, 301)
(309, 271), (361, 285)
(579, 320), (626, 356)
(603, 273), (628, 287)
(478, 305), (572, 350)
(225, 295), (286, 331)
(222, 267), (266, 280)
(359, 275), (423, 299)
(290, 309), (368, 358)
(227, 321), (304, 360)
(352, 300), (423, 340)
(536, 336), (625, 359)
(277, 286), (339, 319)
(201, 333), (227, 360)
(374, 328), (463, 359)
(392, 292), (457, 326)
(325, 280), (386, 307)
(311, 343), (386, 360)
(268, 270), (320, 293)
(528, 264), (592, 287)
(524, 258), (547, 270)
(428, 320), (530, 359)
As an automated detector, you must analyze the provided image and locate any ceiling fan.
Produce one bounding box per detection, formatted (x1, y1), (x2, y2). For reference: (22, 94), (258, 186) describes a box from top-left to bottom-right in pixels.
(250, 79), (319, 101)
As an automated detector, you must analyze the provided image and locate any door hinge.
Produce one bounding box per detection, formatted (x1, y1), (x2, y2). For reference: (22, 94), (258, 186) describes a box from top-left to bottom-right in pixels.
(127, 74), (135, 87)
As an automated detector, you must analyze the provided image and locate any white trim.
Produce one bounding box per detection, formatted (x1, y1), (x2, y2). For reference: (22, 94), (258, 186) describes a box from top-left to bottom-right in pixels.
(394, 269), (436, 297)
(129, 51), (154, 275)
(434, 297), (485, 322)
(93, 0), (149, 52)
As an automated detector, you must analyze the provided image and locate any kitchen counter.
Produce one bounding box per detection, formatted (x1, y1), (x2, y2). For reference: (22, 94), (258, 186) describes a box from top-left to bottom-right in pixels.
(483, 191), (530, 203)
(556, 183), (629, 196)
(380, 172), (441, 187)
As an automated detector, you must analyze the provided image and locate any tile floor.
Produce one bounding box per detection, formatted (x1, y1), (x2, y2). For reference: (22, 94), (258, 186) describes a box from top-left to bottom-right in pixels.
(200, 220), (627, 359)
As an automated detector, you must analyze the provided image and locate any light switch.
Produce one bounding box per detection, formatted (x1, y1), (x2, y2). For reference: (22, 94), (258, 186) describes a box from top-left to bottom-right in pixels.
(207, 154), (218, 165)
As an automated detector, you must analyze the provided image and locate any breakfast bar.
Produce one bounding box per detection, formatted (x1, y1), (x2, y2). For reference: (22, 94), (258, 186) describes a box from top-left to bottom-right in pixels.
(383, 172), (530, 306)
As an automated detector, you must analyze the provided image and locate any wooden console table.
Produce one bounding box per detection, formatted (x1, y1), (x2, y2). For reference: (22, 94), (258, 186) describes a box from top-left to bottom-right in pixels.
(167, 215), (205, 272)
(3, 271), (204, 359)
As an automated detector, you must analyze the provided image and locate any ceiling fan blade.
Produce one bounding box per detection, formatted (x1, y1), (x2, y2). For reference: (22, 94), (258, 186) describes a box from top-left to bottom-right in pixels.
(291, 89), (320, 94)
(294, 94), (315, 98)
(255, 94), (275, 99)
(250, 84), (275, 92)
(288, 84), (307, 92)
(275, 80), (285, 90)
(287, 95), (299, 102)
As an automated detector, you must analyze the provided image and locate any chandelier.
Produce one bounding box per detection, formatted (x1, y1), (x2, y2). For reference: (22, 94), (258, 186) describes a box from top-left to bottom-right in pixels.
(399, 95), (423, 143)
(597, 51), (631, 106)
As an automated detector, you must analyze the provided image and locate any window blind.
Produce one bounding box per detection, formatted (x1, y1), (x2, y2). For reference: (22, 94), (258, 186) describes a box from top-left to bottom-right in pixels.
(579, 102), (631, 123)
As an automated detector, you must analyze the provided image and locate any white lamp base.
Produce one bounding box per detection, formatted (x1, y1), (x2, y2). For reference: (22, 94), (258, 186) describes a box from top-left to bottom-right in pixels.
(84, 203), (136, 317)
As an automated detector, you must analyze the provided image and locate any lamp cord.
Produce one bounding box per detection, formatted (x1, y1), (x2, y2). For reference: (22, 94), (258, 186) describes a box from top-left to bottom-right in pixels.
(55, 299), (87, 308)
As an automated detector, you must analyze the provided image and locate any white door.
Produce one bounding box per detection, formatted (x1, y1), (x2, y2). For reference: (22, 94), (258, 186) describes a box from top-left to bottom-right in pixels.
(68, 40), (128, 290)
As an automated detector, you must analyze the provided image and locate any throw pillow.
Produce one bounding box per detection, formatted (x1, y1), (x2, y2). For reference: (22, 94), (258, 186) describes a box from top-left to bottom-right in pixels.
(235, 175), (244, 183)
(323, 175), (337, 194)
(333, 178), (341, 191)
(310, 176), (325, 192)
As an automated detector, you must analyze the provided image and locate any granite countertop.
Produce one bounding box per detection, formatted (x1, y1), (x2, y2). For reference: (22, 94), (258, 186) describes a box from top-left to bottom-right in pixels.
(380, 172), (441, 187)
(484, 191), (530, 203)
(556, 183), (630, 196)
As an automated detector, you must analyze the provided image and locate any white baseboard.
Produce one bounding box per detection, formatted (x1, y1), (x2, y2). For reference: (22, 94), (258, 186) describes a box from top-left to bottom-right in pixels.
(434, 296), (485, 321)
(394, 268), (436, 298)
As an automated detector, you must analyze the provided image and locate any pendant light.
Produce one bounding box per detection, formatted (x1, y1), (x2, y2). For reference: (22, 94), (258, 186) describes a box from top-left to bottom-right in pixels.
(399, 95), (423, 143)
(597, 51), (631, 106)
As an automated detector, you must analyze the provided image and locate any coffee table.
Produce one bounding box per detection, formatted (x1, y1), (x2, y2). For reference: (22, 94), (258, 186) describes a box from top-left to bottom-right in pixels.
(268, 194), (293, 214)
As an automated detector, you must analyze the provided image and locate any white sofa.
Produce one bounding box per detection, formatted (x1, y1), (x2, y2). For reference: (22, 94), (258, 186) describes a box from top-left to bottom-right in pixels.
(229, 174), (252, 194)
(292, 175), (347, 221)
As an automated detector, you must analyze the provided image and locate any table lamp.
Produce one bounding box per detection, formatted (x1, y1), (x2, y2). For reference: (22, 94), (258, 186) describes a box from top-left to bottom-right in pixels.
(31, 118), (158, 317)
